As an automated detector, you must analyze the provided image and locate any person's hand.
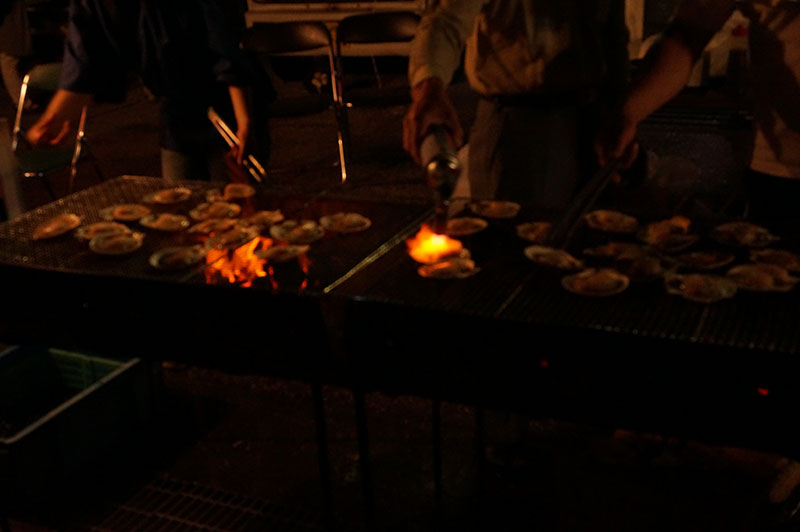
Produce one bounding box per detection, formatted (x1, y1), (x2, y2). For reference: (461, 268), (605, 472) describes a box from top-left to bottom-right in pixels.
(26, 114), (71, 147)
(594, 108), (640, 171)
(402, 77), (463, 165)
(231, 122), (252, 166)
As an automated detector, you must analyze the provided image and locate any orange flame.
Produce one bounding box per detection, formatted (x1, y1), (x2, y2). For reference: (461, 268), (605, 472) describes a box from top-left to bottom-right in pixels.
(205, 237), (273, 287)
(406, 224), (464, 264)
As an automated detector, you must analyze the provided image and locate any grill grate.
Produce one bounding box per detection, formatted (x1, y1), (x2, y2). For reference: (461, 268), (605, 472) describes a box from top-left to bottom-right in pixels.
(85, 475), (336, 532)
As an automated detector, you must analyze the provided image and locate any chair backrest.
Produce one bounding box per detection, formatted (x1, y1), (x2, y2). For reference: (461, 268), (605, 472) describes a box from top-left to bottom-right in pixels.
(242, 22), (334, 55)
(12, 62), (64, 152)
(335, 12), (421, 45)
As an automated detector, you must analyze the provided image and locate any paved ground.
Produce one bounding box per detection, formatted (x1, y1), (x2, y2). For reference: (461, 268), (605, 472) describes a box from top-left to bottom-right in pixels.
(2, 57), (800, 532)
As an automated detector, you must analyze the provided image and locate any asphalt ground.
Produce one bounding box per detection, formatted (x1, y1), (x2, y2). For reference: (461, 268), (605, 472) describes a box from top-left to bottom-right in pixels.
(2, 57), (798, 532)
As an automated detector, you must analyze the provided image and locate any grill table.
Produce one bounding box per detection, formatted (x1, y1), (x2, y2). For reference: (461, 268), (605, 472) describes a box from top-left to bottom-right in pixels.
(3, 175), (800, 529)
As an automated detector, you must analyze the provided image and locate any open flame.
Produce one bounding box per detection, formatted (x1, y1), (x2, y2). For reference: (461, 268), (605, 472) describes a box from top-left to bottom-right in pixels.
(205, 237), (272, 287)
(406, 224), (464, 264)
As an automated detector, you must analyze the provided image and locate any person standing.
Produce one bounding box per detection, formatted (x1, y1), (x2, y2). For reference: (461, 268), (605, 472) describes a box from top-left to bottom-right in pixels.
(403, 0), (630, 211)
(595, 0), (800, 222)
(0, 0), (35, 110)
(26, 0), (274, 182)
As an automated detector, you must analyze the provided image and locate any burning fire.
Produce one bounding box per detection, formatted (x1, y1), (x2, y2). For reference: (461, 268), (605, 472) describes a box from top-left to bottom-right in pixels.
(406, 224), (464, 264)
(205, 237), (272, 287)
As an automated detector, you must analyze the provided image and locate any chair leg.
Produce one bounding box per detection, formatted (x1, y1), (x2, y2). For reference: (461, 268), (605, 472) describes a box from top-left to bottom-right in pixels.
(370, 56), (382, 89)
(329, 48), (350, 183)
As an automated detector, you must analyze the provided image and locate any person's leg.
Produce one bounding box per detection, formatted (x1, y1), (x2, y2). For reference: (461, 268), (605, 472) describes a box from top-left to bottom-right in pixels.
(160, 148), (210, 182)
(0, 53), (23, 106)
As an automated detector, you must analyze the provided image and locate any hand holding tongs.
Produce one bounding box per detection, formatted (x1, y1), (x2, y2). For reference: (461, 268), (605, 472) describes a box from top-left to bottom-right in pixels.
(207, 107), (267, 183)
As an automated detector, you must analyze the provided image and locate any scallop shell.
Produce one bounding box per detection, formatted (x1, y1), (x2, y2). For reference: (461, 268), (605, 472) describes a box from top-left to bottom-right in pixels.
(75, 221), (131, 241)
(417, 257), (479, 279)
(584, 210), (639, 233)
(89, 231), (144, 255)
(187, 218), (239, 234)
(99, 204), (151, 222)
(523, 245), (584, 271)
(710, 221), (779, 248)
(32, 213), (81, 240)
(139, 213), (190, 231)
(142, 187), (192, 204)
(240, 210), (285, 228)
(255, 244), (310, 263)
(638, 216), (698, 252)
(269, 220), (325, 244)
(562, 268), (629, 296)
(319, 212), (372, 233)
(749, 248), (800, 272)
(675, 250), (736, 271)
(469, 200), (520, 219)
(149, 245), (207, 270)
(515, 221), (551, 243)
(664, 273), (737, 303)
(224, 183), (256, 200)
(443, 217), (487, 237)
(583, 241), (647, 260)
(206, 226), (259, 250)
(189, 202), (241, 221)
(726, 263), (798, 292)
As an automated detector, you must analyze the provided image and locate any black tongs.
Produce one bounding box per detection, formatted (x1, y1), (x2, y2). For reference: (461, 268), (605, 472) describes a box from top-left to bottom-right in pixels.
(546, 158), (620, 248)
(207, 107), (267, 183)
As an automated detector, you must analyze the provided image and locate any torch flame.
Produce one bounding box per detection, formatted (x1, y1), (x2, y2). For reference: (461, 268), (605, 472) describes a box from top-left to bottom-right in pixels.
(406, 224), (464, 264)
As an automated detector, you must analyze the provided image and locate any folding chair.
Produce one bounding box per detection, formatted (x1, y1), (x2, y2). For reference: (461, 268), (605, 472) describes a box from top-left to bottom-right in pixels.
(11, 62), (105, 200)
(333, 12), (420, 161)
(242, 22), (349, 184)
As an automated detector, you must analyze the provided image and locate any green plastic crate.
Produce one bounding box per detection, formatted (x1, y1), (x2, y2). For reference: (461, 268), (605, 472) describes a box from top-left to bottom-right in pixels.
(0, 345), (153, 520)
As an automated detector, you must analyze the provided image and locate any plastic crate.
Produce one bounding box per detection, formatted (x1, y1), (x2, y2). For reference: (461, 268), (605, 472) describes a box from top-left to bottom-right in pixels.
(0, 345), (153, 519)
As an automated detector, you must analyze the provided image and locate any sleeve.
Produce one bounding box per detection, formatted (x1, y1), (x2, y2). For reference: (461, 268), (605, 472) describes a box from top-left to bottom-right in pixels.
(665, 0), (737, 60)
(197, 0), (257, 88)
(408, 0), (486, 88)
(60, 0), (129, 102)
(603, 0), (631, 103)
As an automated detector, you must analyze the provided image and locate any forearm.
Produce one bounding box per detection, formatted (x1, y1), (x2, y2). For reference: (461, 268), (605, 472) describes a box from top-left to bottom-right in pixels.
(27, 89), (93, 146)
(228, 85), (252, 135)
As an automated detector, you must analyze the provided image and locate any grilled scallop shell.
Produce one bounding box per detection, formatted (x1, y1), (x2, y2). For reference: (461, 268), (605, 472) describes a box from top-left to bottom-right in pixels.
(255, 244), (310, 263)
(523, 245), (584, 271)
(319, 212), (372, 233)
(142, 187), (192, 204)
(664, 273), (737, 303)
(206, 226), (259, 250)
(562, 268), (629, 296)
(417, 257), (479, 279)
(75, 221), (131, 241)
(139, 213), (190, 231)
(726, 263), (798, 292)
(469, 200), (520, 219)
(189, 201), (241, 221)
(240, 210), (285, 229)
(674, 250), (736, 271)
(149, 245), (207, 270)
(584, 210), (639, 233)
(32, 213), (81, 240)
(515, 221), (552, 243)
(187, 218), (239, 234)
(99, 203), (151, 222)
(638, 216), (698, 252)
(749, 249), (800, 272)
(445, 217), (488, 237)
(223, 183), (256, 200)
(89, 231), (144, 255)
(710, 221), (779, 248)
(269, 220), (325, 244)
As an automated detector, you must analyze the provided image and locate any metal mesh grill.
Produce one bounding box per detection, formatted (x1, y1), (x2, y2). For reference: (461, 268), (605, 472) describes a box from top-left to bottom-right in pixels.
(0, 176), (432, 293)
(85, 476), (333, 532)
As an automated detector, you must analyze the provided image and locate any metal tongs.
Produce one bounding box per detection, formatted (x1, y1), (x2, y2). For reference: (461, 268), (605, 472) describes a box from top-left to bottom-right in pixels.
(207, 107), (267, 183)
(420, 124), (462, 234)
(546, 157), (620, 248)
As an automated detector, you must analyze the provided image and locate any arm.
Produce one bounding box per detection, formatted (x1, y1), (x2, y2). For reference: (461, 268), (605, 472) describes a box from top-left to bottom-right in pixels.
(26, 90), (93, 146)
(228, 84), (253, 164)
(595, 0), (736, 166)
(403, 0), (485, 164)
